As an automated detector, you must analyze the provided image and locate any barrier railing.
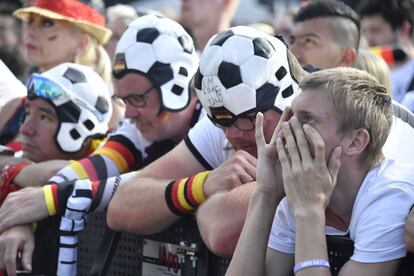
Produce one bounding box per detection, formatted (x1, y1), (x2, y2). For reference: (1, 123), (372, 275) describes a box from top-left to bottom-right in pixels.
(31, 212), (414, 275)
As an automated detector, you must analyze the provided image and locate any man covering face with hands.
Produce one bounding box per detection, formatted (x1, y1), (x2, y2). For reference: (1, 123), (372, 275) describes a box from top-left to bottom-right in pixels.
(227, 67), (414, 276)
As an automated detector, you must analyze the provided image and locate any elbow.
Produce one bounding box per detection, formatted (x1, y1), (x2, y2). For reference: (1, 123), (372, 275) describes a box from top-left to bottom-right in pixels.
(204, 228), (238, 257)
(197, 205), (240, 257)
(106, 199), (125, 231)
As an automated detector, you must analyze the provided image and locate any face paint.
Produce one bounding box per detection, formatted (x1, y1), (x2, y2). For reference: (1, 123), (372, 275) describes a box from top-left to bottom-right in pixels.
(160, 111), (171, 122)
(47, 34), (58, 41)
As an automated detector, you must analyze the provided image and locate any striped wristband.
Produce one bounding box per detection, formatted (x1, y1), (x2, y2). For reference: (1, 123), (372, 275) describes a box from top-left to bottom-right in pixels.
(293, 259), (330, 274)
(165, 171), (209, 216)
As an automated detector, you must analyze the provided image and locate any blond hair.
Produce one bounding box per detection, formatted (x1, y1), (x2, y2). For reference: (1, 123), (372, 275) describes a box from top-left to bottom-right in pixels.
(74, 36), (112, 84)
(300, 67), (392, 170)
(353, 48), (392, 95)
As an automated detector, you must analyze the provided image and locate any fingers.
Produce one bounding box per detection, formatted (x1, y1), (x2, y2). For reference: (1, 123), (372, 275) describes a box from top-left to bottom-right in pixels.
(0, 188), (48, 233)
(303, 124), (326, 164)
(231, 150), (257, 169)
(243, 151), (258, 167)
(255, 112), (265, 149)
(290, 117), (312, 163)
(328, 146), (342, 181)
(281, 122), (301, 167)
(3, 236), (17, 276)
(230, 152), (257, 184)
(276, 137), (290, 173)
(270, 107), (292, 144)
(21, 236), (34, 272)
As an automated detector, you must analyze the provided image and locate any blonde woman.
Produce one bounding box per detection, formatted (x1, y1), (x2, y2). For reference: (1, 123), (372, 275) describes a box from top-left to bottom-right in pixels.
(0, 0), (123, 145)
(14, 0), (112, 82)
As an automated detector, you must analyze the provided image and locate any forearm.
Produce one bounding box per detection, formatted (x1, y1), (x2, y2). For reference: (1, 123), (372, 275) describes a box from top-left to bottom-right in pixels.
(0, 156), (31, 170)
(197, 182), (255, 256)
(107, 175), (181, 234)
(226, 187), (283, 276)
(14, 160), (69, 187)
(404, 209), (414, 252)
(294, 210), (330, 276)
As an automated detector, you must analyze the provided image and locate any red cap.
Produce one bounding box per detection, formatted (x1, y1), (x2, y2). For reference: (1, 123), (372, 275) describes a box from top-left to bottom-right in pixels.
(14, 0), (112, 44)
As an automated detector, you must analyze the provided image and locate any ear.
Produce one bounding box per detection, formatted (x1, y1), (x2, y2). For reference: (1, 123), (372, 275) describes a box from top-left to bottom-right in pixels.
(401, 20), (412, 36)
(77, 33), (91, 53)
(396, 20), (413, 43)
(341, 128), (370, 157)
(339, 47), (357, 67)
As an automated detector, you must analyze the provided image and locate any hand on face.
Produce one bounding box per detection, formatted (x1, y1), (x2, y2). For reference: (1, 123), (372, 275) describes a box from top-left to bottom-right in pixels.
(276, 116), (341, 216)
(254, 108), (292, 194)
(0, 225), (34, 276)
(203, 150), (257, 198)
(0, 187), (48, 233)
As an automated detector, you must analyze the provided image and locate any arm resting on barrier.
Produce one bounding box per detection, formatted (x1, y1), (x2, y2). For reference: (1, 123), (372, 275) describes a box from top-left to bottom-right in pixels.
(196, 182), (255, 256)
(107, 141), (205, 234)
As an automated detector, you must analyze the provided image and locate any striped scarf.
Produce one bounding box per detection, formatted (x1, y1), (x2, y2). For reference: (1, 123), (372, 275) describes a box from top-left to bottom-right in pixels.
(56, 171), (136, 275)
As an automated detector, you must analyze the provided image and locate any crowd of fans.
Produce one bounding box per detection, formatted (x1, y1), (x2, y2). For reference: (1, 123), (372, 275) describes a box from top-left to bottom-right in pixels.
(1, 0), (414, 275)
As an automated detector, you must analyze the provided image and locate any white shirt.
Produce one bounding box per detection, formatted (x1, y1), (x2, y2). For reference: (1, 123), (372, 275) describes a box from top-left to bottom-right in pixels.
(185, 116), (233, 169)
(268, 160), (414, 263)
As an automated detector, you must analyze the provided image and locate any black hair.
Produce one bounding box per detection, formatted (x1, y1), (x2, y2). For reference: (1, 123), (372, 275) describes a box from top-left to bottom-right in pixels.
(295, 0), (360, 30)
(357, 0), (414, 36)
(294, 0), (361, 49)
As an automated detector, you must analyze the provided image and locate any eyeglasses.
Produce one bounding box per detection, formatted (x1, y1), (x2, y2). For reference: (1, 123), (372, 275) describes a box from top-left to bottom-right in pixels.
(114, 85), (155, 108)
(214, 113), (257, 131)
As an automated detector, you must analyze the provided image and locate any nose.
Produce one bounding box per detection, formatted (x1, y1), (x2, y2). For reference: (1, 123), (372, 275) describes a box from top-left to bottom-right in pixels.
(224, 125), (244, 140)
(20, 116), (36, 137)
(124, 104), (142, 119)
(23, 23), (36, 40)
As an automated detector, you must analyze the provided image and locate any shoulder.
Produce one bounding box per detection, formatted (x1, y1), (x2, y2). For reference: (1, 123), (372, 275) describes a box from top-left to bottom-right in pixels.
(186, 117), (231, 169)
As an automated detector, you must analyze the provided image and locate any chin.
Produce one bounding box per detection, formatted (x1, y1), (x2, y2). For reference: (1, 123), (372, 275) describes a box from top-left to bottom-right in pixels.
(141, 130), (162, 142)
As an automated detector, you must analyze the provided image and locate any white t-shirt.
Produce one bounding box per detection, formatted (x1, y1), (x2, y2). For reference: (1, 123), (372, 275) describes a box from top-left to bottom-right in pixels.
(0, 60), (26, 109)
(268, 160), (414, 263)
(383, 102), (414, 164)
(391, 58), (414, 103)
(185, 116), (233, 169)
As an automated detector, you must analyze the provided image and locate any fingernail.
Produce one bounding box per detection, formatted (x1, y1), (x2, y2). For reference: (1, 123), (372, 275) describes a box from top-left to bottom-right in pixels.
(282, 122), (289, 128)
